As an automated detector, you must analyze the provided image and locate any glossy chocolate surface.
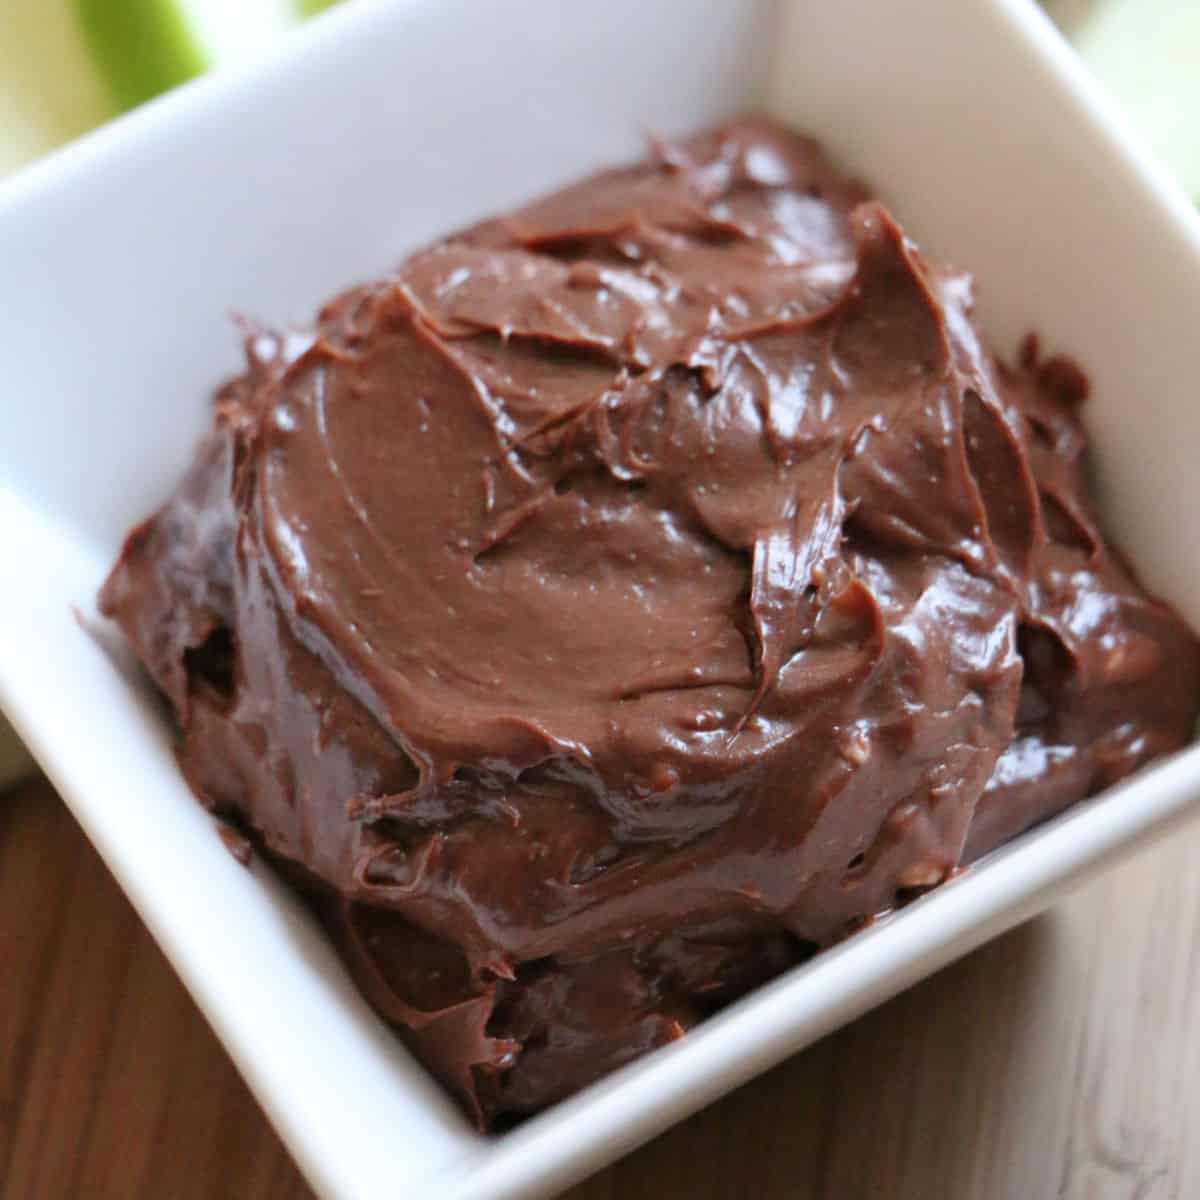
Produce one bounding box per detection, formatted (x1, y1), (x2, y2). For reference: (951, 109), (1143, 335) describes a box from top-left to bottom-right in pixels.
(100, 117), (1200, 1127)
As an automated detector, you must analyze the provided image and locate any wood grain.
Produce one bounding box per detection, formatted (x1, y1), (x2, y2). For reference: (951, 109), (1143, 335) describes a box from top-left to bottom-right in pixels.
(4, 770), (1200, 1200)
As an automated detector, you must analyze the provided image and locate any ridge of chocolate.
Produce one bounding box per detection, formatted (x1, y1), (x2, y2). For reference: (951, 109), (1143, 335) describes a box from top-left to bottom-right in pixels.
(100, 116), (1200, 1128)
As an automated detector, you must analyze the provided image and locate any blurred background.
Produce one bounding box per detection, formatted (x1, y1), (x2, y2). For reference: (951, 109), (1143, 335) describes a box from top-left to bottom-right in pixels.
(0, 0), (336, 179)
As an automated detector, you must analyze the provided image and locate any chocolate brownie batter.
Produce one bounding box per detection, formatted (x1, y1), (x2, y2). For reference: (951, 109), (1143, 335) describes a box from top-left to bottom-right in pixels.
(100, 117), (1200, 1128)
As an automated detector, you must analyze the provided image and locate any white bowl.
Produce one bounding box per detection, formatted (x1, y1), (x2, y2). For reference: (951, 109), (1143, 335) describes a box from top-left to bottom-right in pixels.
(2, 1), (1199, 1196)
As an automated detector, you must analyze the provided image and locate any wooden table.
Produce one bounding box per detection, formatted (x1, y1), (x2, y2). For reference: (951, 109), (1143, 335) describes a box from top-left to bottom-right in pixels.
(5, 771), (1200, 1200)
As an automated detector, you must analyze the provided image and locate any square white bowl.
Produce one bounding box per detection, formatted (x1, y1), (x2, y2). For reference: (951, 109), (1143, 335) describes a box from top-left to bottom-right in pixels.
(3, 1), (1200, 1196)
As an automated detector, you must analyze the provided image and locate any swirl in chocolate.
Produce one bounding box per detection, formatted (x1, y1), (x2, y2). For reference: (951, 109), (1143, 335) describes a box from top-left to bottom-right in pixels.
(100, 117), (1200, 1127)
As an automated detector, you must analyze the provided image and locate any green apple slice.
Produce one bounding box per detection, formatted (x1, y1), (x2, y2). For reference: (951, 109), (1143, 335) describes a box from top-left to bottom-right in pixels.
(0, 1), (115, 175)
(74, 0), (305, 112)
(0, 0), (338, 177)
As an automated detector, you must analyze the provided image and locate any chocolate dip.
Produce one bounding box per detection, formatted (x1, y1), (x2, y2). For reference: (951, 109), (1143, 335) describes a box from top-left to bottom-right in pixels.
(100, 117), (1200, 1127)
